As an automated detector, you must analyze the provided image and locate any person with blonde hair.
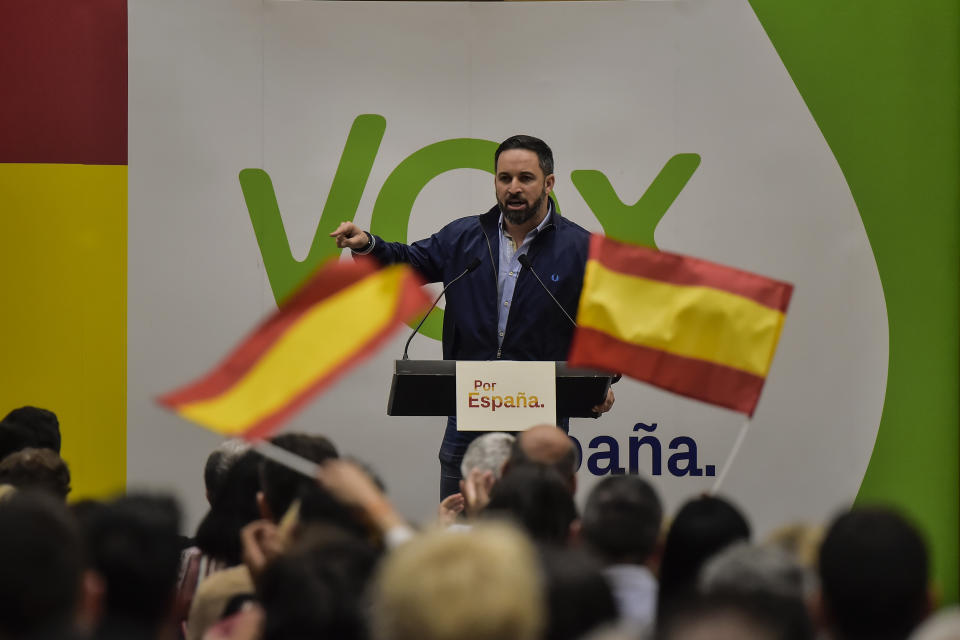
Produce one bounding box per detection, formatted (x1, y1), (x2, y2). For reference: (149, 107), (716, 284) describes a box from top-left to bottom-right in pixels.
(371, 523), (544, 640)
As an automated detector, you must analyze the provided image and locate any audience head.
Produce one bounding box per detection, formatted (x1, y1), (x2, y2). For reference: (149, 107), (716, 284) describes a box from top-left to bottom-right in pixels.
(657, 591), (806, 640)
(258, 432), (338, 522)
(818, 506), (930, 640)
(700, 542), (807, 601)
(372, 523), (544, 640)
(194, 448), (265, 564)
(296, 480), (377, 542)
(258, 525), (380, 640)
(0, 484), (16, 502)
(484, 463), (578, 544)
(908, 607), (960, 640)
(460, 432), (515, 480)
(78, 494), (183, 633)
(204, 438), (251, 504)
(580, 627), (642, 640)
(765, 522), (824, 574)
(539, 546), (618, 640)
(582, 474), (662, 565)
(699, 543), (813, 640)
(0, 406), (61, 459)
(506, 424), (577, 493)
(658, 494), (751, 617)
(0, 447), (71, 499)
(0, 491), (85, 639)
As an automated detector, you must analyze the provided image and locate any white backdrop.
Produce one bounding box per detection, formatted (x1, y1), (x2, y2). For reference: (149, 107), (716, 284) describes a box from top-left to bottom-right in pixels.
(129, 0), (887, 535)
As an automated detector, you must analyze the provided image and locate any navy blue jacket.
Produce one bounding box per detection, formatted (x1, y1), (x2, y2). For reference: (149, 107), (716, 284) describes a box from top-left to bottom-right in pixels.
(370, 204), (591, 362)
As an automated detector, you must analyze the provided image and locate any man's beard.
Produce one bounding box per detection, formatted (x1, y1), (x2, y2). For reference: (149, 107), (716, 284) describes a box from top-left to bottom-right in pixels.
(500, 189), (547, 225)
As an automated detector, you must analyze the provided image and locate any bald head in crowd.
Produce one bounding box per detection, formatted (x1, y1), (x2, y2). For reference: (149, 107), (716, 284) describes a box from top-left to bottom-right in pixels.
(505, 424), (578, 493)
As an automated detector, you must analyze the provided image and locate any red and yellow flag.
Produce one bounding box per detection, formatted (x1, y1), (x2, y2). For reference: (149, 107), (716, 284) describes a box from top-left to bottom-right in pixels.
(158, 258), (429, 439)
(568, 235), (793, 416)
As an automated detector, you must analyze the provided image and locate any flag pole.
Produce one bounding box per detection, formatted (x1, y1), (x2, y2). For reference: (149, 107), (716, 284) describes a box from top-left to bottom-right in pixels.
(251, 439), (320, 479)
(710, 417), (752, 494)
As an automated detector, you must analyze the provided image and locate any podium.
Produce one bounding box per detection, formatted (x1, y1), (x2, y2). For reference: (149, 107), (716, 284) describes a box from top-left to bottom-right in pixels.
(387, 360), (613, 419)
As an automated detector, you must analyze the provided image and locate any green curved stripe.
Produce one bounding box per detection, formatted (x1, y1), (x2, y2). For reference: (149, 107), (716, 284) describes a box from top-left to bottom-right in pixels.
(749, 0), (959, 602)
(370, 138), (499, 340)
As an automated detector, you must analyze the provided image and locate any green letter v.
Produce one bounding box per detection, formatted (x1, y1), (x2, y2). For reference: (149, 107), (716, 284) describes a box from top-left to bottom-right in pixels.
(239, 114), (387, 304)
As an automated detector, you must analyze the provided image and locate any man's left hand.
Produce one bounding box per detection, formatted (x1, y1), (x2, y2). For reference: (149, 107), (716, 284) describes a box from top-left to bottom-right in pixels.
(591, 388), (615, 415)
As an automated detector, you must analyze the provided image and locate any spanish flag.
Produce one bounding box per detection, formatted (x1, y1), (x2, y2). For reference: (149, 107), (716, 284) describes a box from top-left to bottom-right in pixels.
(568, 235), (793, 416)
(158, 258), (429, 439)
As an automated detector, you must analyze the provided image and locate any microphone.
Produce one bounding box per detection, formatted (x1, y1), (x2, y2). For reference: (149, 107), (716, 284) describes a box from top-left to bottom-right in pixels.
(518, 254), (576, 328)
(402, 258), (482, 360)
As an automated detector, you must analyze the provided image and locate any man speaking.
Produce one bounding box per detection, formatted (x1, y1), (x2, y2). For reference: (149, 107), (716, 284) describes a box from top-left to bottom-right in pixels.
(331, 135), (614, 498)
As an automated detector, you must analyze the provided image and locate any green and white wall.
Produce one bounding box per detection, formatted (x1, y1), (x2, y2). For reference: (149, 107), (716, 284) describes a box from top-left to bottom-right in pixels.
(1, 0), (956, 601)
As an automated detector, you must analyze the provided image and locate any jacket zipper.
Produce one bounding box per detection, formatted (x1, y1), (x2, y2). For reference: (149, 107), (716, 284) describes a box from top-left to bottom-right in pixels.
(484, 213), (555, 360)
(481, 223), (505, 359)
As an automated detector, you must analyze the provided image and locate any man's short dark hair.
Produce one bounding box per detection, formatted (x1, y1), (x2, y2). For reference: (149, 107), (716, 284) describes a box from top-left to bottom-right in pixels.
(539, 546), (618, 640)
(258, 525), (380, 640)
(484, 463), (577, 544)
(203, 439), (251, 499)
(819, 507), (929, 640)
(657, 495), (751, 619)
(194, 449), (265, 564)
(0, 491), (85, 638)
(495, 135), (554, 176)
(78, 494), (183, 629)
(0, 406), (61, 459)
(260, 433), (339, 521)
(582, 474), (662, 564)
(0, 447), (71, 499)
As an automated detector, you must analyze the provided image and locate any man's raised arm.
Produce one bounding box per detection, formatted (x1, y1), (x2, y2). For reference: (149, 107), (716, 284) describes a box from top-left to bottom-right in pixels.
(329, 221), (447, 283)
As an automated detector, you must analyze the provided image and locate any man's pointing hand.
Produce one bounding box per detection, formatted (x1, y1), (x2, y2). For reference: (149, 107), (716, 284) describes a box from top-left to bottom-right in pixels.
(329, 221), (370, 250)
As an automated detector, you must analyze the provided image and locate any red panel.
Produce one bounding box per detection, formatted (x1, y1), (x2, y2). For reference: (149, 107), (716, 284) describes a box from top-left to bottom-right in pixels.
(589, 234), (794, 312)
(0, 0), (127, 164)
(568, 326), (767, 416)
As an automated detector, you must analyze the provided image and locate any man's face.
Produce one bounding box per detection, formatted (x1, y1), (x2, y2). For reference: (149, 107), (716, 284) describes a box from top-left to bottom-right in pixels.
(495, 149), (555, 225)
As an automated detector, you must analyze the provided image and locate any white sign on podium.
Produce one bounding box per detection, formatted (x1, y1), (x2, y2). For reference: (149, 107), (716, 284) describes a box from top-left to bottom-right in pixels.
(455, 361), (557, 431)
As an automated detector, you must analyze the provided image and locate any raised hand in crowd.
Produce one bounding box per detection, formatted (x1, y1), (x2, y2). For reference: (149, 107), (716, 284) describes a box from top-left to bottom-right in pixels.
(239, 519), (284, 585)
(437, 492), (465, 527)
(462, 467), (495, 516)
(201, 603), (264, 640)
(314, 458), (410, 542)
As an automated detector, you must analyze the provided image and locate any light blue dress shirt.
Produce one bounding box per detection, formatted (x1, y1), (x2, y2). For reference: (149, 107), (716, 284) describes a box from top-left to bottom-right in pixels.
(497, 203), (553, 349)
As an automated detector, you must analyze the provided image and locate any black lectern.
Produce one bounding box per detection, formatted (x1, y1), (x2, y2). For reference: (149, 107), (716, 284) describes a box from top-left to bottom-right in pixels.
(387, 360), (613, 419)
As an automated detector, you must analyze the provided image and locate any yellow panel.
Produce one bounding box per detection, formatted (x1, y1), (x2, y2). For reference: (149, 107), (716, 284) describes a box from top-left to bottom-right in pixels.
(579, 260), (786, 377)
(0, 163), (126, 500)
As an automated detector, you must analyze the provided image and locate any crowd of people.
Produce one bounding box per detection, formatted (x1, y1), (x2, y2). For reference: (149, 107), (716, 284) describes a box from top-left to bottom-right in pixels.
(0, 404), (955, 640)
